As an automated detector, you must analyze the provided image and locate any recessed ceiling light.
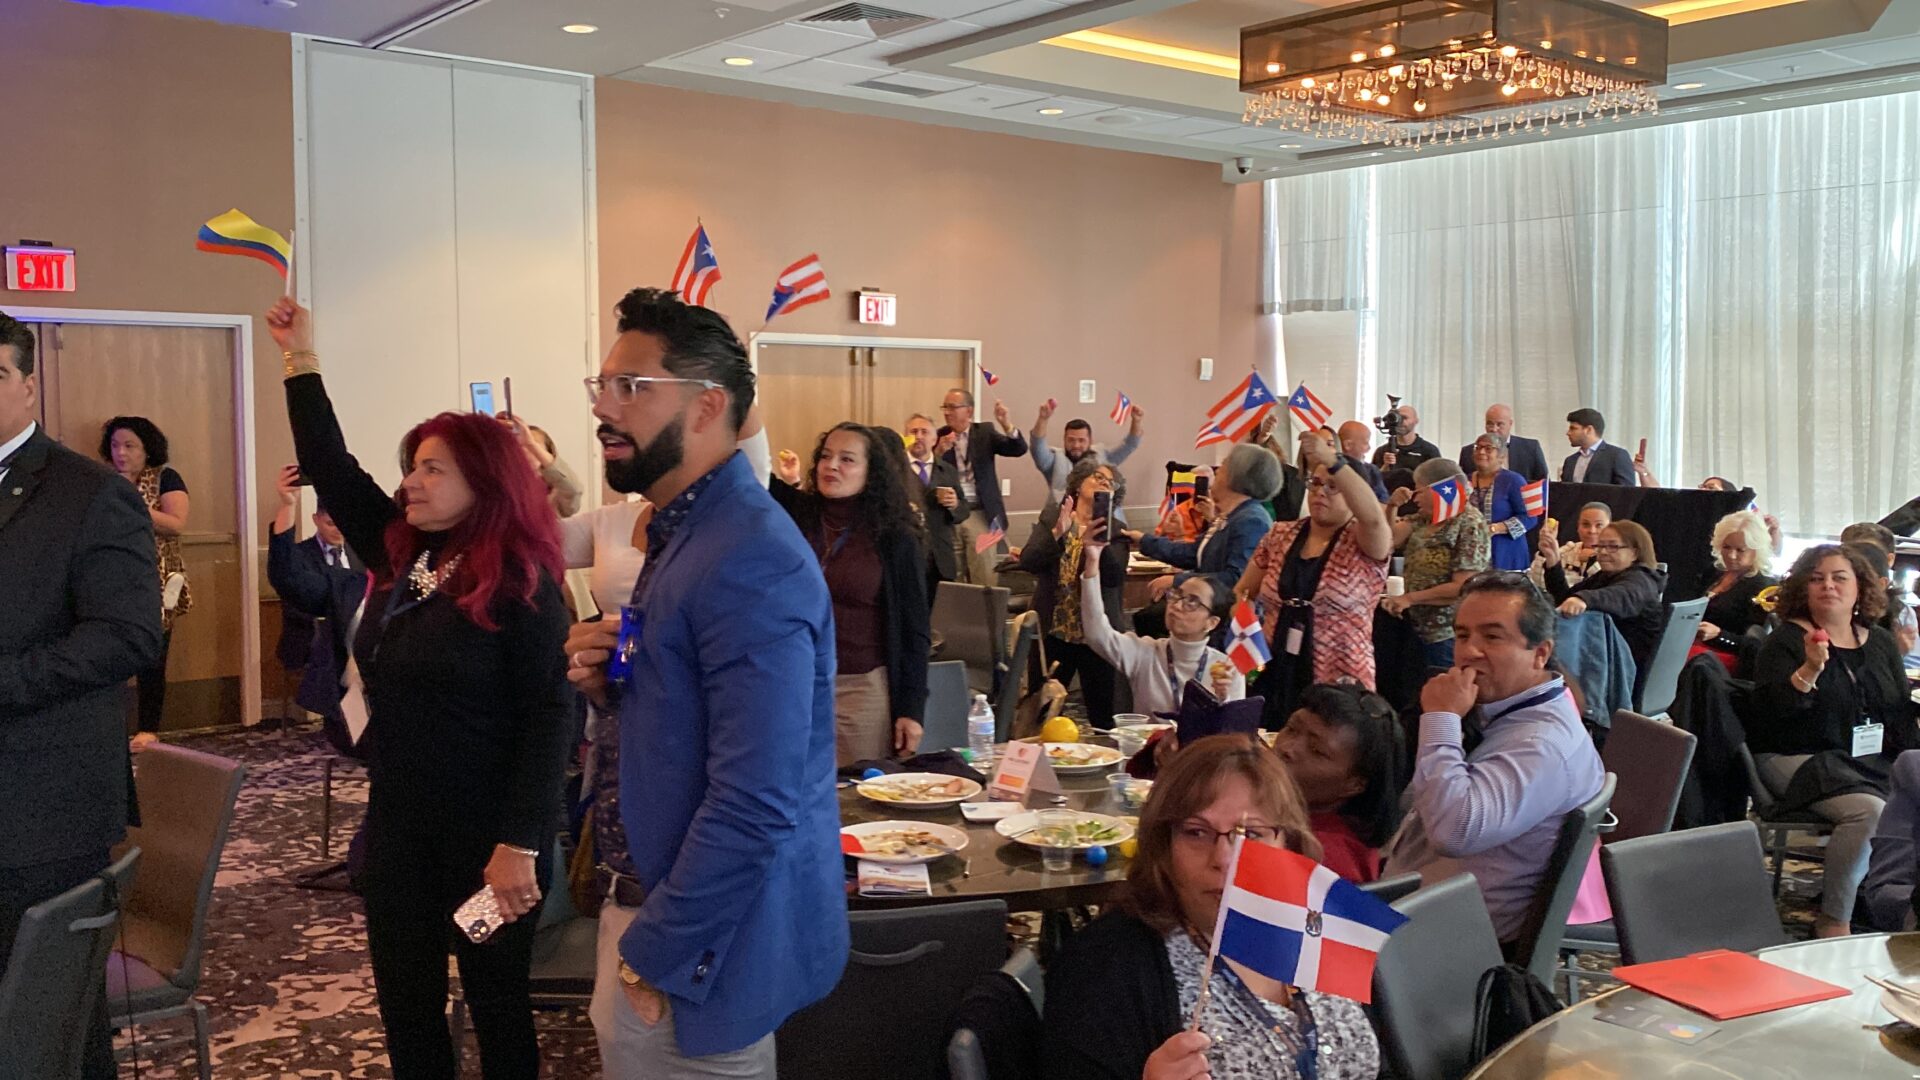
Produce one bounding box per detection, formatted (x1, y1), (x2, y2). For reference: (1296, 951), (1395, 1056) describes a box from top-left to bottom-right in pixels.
(264, 0), (299, 8)
(1278, 143), (1303, 149)
(1037, 107), (1065, 115)
(1673, 81), (1705, 90)
(723, 56), (755, 67)
(561, 23), (598, 34)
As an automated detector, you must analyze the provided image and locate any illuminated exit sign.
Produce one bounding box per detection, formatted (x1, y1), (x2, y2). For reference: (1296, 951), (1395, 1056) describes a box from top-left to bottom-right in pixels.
(6, 247), (76, 292)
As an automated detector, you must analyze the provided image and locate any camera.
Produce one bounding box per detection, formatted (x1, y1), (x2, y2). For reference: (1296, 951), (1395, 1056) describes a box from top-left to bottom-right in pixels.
(1234, 156), (1252, 175)
(1373, 394), (1407, 440)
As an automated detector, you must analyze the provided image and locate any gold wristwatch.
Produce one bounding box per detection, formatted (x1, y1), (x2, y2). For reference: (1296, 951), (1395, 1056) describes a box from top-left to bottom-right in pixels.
(618, 961), (643, 987)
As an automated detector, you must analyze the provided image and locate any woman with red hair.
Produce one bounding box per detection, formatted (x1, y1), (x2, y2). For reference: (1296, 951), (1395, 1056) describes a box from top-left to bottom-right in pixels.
(268, 298), (572, 1080)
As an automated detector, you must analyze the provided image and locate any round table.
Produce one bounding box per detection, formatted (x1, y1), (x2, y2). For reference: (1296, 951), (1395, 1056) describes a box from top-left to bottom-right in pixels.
(838, 758), (1135, 914)
(1470, 933), (1920, 1078)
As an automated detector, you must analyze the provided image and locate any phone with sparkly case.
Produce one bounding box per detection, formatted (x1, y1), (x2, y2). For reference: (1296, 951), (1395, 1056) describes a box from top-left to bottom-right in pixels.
(454, 885), (505, 944)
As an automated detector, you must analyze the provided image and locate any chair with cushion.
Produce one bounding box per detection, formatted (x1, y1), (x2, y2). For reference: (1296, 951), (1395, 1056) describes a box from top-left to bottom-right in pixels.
(946, 946), (1043, 1080)
(1604, 821), (1789, 965)
(933, 582), (1011, 697)
(1509, 774), (1616, 987)
(1361, 872), (1423, 904)
(0, 849), (140, 1080)
(1637, 597), (1707, 717)
(1736, 741), (1836, 897)
(107, 746), (247, 1080)
(920, 660), (974, 753)
(778, 899), (1008, 1080)
(1371, 874), (1506, 1080)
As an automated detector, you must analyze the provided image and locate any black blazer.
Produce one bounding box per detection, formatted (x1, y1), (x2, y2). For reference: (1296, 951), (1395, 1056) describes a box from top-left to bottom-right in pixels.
(1460, 434), (1550, 484)
(268, 525), (367, 712)
(910, 456), (969, 583)
(1018, 512), (1129, 635)
(1547, 562), (1668, 670)
(942, 421), (1026, 526)
(1699, 569), (1778, 651)
(1560, 443), (1638, 486)
(1042, 912), (1180, 1080)
(0, 428), (163, 868)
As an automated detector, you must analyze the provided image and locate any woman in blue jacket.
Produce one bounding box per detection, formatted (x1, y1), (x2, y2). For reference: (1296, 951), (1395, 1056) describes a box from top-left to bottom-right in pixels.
(1467, 432), (1538, 571)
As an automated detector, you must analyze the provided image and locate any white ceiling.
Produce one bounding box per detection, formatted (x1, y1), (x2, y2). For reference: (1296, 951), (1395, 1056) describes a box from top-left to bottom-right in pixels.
(78, 0), (1920, 177)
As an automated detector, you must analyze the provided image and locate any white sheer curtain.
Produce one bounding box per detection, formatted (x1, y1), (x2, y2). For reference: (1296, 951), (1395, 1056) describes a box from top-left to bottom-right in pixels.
(1267, 89), (1920, 534)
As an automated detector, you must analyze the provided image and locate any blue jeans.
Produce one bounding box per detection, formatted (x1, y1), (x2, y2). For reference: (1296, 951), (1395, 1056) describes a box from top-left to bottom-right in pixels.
(1422, 638), (1456, 669)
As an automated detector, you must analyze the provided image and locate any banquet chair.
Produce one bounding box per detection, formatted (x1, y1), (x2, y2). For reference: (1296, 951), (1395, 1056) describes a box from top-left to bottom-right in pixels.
(946, 946), (1043, 1080)
(932, 582), (1010, 697)
(1371, 874), (1505, 1080)
(1636, 597), (1707, 717)
(777, 899), (1008, 1080)
(1604, 821), (1788, 966)
(1509, 775), (1615, 987)
(107, 746), (247, 1080)
(995, 614), (1038, 739)
(0, 849), (140, 1080)
(1361, 872), (1423, 905)
(1736, 741), (1836, 897)
(920, 661), (974, 753)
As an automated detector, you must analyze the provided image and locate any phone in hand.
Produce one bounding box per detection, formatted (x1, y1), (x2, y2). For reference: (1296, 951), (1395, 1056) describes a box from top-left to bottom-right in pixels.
(1091, 490), (1113, 531)
(470, 381), (497, 417)
(1193, 474), (1211, 499)
(290, 469), (312, 487)
(503, 376), (515, 418)
(1636, 437), (1648, 461)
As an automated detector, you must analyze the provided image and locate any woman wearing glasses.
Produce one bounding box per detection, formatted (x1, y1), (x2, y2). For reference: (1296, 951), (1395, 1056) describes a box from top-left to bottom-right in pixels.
(1540, 519), (1668, 685)
(267, 299), (573, 1080)
(1237, 432), (1395, 728)
(1019, 459), (1131, 728)
(1043, 735), (1381, 1080)
(1076, 543), (1243, 718)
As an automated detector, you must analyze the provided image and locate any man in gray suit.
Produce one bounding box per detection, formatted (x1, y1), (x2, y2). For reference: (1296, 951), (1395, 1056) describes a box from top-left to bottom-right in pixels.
(0, 310), (163, 1078)
(1458, 403), (1549, 484)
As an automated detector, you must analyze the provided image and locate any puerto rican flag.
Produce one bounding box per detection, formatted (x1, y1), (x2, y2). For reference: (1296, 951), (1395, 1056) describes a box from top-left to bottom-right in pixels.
(1521, 477), (1549, 518)
(670, 224), (722, 307)
(981, 368), (1000, 387)
(1194, 371), (1277, 449)
(765, 253), (830, 321)
(1287, 382), (1333, 432)
(973, 517), (1006, 554)
(1110, 391), (1134, 426)
(1226, 601), (1270, 675)
(1210, 840), (1408, 1003)
(1429, 477), (1469, 524)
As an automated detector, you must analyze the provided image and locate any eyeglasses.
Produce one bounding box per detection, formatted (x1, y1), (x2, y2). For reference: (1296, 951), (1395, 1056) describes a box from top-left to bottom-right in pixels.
(1166, 590), (1212, 613)
(940, 403), (970, 412)
(1588, 542), (1629, 552)
(1305, 478), (1343, 492)
(1173, 822), (1283, 848)
(583, 374), (720, 405)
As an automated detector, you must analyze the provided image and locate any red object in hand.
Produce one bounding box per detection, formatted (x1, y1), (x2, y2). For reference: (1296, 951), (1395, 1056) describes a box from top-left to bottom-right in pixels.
(1811, 629), (1830, 645)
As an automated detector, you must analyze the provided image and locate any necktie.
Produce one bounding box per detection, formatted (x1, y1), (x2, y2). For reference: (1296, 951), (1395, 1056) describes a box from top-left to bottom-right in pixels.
(324, 545), (338, 567)
(917, 461), (929, 485)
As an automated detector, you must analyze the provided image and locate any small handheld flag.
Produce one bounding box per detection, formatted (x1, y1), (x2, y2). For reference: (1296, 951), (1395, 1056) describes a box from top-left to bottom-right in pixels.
(671, 223), (723, 307)
(1521, 477), (1549, 518)
(1429, 477), (1469, 524)
(981, 368), (1000, 387)
(1287, 382), (1333, 431)
(1194, 421), (1229, 449)
(1110, 391), (1134, 426)
(765, 253), (830, 321)
(1207, 839), (1409, 1004)
(974, 517), (1007, 554)
(196, 209), (292, 279)
(1195, 371), (1277, 449)
(1227, 601), (1270, 675)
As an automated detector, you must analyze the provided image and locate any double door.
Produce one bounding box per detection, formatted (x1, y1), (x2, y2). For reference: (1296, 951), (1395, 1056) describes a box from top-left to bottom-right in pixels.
(754, 339), (975, 463)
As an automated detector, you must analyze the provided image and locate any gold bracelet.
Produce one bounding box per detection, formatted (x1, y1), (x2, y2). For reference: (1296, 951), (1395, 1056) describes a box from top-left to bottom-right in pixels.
(281, 349), (317, 362)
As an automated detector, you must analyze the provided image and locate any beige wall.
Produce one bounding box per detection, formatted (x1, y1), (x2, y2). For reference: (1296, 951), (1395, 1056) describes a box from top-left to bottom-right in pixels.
(0, 0), (296, 524)
(596, 80), (1260, 515)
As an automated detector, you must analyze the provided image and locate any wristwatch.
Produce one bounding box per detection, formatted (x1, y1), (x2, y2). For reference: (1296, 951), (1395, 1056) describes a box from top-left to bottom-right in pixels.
(619, 961), (643, 987)
(1325, 455), (1347, 475)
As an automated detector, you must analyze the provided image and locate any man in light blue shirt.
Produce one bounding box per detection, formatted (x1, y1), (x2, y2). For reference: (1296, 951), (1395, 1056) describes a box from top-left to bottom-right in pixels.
(1030, 399), (1142, 505)
(1384, 571), (1606, 942)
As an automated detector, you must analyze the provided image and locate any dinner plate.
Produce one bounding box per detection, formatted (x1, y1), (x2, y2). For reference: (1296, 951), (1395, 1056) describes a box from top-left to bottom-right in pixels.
(840, 821), (970, 865)
(1043, 743), (1126, 775)
(854, 772), (983, 807)
(996, 810), (1135, 851)
(1882, 987), (1920, 1028)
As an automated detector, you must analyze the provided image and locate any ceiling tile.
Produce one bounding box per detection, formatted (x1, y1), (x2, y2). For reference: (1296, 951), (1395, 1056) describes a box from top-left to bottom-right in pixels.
(724, 22), (872, 58)
(869, 70), (976, 92)
(826, 21), (984, 64)
(1123, 116), (1245, 137)
(1058, 107), (1182, 131)
(658, 42), (808, 73)
(880, 0), (1011, 18)
(999, 95), (1112, 118)
(1825, 35), (1920, 67)
(766, 57), (897, 86)
(1189, 125), (1277, 146)
(968, 0), (1065, 25)
(1711, 49), (1869, 83)
(915, 84), (1055, 110)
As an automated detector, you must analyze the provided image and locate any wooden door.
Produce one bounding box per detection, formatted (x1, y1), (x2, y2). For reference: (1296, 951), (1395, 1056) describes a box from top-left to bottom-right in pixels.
(756, 342), (860, 465)
(38, 322), (244, 730)
(866, 347), (972, 439)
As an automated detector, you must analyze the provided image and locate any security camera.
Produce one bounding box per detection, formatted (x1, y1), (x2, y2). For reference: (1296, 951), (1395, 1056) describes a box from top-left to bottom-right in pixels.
(1234, 156), (1252, 175)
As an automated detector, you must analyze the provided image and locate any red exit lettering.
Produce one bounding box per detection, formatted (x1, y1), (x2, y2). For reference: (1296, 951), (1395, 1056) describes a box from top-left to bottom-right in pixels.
(6, 248), (77, 293)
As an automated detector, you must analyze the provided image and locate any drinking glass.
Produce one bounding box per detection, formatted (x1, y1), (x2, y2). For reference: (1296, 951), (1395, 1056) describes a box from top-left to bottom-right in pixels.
(1036, 809), (1076, 872)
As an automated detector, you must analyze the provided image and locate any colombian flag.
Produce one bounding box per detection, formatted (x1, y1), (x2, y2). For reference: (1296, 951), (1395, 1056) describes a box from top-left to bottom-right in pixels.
(196, 209), (292, 278)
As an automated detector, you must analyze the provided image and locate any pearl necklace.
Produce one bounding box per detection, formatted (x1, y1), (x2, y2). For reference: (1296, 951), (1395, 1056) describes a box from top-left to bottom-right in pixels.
(407, 551), (463, 598)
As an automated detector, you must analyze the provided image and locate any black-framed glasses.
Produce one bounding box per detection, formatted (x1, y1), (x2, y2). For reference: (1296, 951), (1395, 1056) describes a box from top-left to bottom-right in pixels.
(583, 374), (720, 405)
(1588, 542), (1629, 552)
(1166, 590), (1212, 613)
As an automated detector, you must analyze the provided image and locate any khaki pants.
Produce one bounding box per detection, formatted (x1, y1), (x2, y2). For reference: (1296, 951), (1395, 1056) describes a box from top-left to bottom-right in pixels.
(957, 510), (1002, 587)
(835, 667), (893, 768)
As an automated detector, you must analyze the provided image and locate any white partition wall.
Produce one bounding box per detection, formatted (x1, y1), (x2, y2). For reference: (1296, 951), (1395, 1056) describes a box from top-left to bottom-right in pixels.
(295, 40), (596, 495)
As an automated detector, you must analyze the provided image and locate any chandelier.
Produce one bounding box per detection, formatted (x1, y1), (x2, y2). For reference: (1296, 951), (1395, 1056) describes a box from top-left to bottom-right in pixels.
(1240, 0), (1669, 150)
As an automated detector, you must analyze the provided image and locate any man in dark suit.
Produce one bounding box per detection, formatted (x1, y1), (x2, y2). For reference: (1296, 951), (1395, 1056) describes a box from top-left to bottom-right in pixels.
(903, 413), (968, 597)
(938, 387), (1027, 585)
(0, 310), (162, 1079)
(1458, 403), (1549, 483)
(1560, 407), (1638, 486)
(266, 462), (369, 748)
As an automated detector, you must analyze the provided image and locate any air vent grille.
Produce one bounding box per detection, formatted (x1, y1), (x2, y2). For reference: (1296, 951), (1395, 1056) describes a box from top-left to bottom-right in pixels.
(800, 3), (934, 36)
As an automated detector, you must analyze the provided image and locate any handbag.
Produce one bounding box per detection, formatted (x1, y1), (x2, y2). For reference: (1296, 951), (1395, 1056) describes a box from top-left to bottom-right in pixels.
(1471, 963), (1562, 1063)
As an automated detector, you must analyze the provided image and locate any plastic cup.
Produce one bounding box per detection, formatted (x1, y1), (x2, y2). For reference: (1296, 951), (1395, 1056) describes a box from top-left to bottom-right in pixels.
(1107, 772), (1134, 807)
(1036, 809), (1076, 871)
(1113, 713), (1152, 727)
(1386, 576), (1406, 597)
(1112, 727), (1146, 760)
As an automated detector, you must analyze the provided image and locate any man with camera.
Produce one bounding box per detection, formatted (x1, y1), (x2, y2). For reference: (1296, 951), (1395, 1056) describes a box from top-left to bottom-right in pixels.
(1370, 401), (1443, 476)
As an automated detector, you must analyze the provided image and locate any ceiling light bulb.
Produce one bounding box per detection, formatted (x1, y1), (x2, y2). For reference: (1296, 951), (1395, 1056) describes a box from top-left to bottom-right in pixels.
(1673, 81), (1704, 90)
(723, 56), (754, 66)
(1279, 143), (1303, 149)
(1387, 64), (1405, 78)
(1300, 77), (1316, 88)
(1540, 40), (1553, 49)
(1037, 107), (1064, 115)
(561, 23), (598, 33)
(1499, 45), (1519, 58)
(1267, 62), (1281, 74)
(1501, 83), (1518, 96)
(1414, 98), (1427, 113)
(1351, 51), (1368, 64)
(1376, 94), (1391, 105)
(1377, 44), (1396, 58)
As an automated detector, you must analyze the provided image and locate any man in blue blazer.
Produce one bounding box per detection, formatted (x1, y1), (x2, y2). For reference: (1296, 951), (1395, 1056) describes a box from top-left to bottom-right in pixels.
(1560, 408), (1638, 486)
(1456, 403), (1549, 484)
(266, 464), (368, 735)
(568, 288), (845, 1078)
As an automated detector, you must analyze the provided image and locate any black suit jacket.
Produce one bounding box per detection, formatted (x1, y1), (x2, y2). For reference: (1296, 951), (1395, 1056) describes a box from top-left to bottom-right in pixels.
(910, 456), (969, 582)
(0, 428), (163, 868)
(268, 525), (367, 713)
(1560, 443), (1638, 486)
(1459, 434), (1550, 484)
(942, 421), (1026, 527)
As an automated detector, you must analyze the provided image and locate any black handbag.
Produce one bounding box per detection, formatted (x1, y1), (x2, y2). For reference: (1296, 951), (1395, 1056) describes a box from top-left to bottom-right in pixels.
(1471, 963), (1562, 1063)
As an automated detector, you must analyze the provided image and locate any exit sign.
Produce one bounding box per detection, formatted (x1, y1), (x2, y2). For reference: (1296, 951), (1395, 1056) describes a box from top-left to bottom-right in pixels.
(6, 247), (76, 292)
(857, 291), (896, 326)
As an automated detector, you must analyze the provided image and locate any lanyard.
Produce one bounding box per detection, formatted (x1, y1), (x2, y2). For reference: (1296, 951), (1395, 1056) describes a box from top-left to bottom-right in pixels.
(1216, 959), (1319, 1080)
(1484, 679), (1568, 725)
(815, 525), (853, 568)
(1164, 644), (1208, 701)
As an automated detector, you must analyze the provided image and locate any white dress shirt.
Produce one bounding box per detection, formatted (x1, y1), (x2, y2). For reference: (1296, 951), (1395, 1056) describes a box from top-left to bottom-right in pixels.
(0, 421), (36, 488)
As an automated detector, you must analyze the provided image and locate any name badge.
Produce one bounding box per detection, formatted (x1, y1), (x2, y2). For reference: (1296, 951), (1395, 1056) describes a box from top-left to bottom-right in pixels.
(1852, 722), (1884, 758)
(1285, 627), (1305, 656)
(607, 604), (644, 684)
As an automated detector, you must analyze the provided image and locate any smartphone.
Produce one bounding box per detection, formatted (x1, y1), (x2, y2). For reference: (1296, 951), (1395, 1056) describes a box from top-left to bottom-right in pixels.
(469, 381), (497, 417)
(1091, 490), (1112, 526)
(1194, 474), (1211, 499)
(1637, 437), (1648, 460)
(503, 376), (515, 418)
(290, 469), (312, 487)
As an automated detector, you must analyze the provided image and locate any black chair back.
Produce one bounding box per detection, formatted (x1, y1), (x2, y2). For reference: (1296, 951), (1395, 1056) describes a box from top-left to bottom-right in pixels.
(932, 582), (1010, 697)
(0, 849), (139, 1080)
(778, 899), (1008, 1080)
(921, 660), (973, 753)
(1360, 872), (1423, 905)
(1602, 821), (1788, 965)
(946, 961), (1042, 1080)
(1372, 874), (1506, 1080)
(1510, 774), (1616, 984)
(1637, 597), (1707, 716)
(1602, 711), (1697, 842)
(995, 615), (1038, 740)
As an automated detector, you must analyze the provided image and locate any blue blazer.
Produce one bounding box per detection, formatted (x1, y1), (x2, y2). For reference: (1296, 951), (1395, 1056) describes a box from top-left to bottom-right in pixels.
(1138, 498), (1274, 590)
(1477, 470), (1538, 571)
(616, 453), (848, 1056)
(1560, 443), (1638, 486)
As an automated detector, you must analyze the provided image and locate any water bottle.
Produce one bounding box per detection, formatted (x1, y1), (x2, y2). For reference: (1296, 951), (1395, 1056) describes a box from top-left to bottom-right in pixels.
(967, 694), (996, 766)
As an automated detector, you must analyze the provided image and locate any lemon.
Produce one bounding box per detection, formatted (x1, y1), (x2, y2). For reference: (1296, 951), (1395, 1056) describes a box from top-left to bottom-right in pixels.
(1118, 838), (1139, 859)
(1041, 716), (1080, 744)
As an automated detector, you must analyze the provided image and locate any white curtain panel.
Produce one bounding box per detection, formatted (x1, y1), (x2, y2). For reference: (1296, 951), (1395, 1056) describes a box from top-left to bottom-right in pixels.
(1268, 90), (1920, 534)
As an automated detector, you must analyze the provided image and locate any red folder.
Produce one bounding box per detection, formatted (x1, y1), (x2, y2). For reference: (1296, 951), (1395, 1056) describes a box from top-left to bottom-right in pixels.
(1611, 949), (1851, 1020)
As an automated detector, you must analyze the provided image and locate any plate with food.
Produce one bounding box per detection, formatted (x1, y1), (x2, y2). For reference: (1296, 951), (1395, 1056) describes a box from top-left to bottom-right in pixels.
(1043, 743), (1127, 774)
(854, 772), (983, 807)
(840, 821), (970, 865)
(996, 810), (1134, 851)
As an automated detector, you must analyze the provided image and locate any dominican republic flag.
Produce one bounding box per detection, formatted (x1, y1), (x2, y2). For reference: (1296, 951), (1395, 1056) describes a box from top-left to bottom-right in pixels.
(1110, 391), (1134, 426)
(1429, 477), (1469, 524)
(670, 224), (722, 307)
(1227, 601), (1270, 675)
(973, 517), (1006, 554)
(981, 368), (1000, 387)
(1521, 477), (1549, 517)
(1194, 371), (1278, 449)
(1287, 382), (1332, 432)
(1210, 840), (1408, 1003)
(765, 254), (830, 321)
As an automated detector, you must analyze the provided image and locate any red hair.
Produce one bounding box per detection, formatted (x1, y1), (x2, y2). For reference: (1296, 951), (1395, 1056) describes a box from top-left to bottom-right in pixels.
(384, 412), (564, 630)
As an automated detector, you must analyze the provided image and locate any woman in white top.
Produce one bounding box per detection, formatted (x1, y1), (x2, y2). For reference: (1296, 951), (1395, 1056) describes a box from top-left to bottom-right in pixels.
(1529, 500), (1611, 592)
(1078, 550), (1243, 717)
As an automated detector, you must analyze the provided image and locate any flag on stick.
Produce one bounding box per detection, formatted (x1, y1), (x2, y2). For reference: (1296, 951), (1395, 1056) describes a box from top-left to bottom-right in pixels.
(196, 209), (291, 278)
